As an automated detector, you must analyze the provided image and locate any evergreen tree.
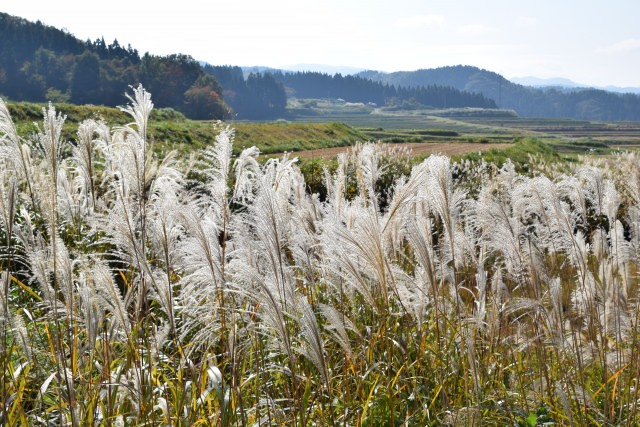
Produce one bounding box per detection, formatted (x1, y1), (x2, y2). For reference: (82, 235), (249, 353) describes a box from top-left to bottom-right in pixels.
(70, 50), (101, 104)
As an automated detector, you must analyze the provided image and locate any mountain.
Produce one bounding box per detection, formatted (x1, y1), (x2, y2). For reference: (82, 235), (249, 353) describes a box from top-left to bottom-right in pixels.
(509, 76), (586, 88)
(510, 76), (640, 94)
(278, 64), (367, 75)
(358, 66), (640, 121)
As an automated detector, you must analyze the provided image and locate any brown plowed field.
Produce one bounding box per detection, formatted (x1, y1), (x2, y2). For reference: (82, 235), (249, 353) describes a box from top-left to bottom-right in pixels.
(295, 142), (512, 159)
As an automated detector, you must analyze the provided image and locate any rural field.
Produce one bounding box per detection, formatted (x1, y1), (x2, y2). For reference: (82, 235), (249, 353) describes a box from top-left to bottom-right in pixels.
(2, 87), (640, 426)
(295, 142), (511, 160)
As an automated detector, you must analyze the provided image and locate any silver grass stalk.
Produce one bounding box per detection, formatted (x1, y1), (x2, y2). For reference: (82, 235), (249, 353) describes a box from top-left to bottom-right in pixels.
(548, 277), (564, 340)
(473, 260), (488, 331)
(0, 172), (17, 246)
(147, 171), (184, 318)
(404, 203), (447, 328)
(252, 275), (295, 363)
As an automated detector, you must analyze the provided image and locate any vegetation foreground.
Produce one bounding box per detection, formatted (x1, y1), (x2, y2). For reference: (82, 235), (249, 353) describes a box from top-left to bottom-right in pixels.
(1, 87), (640, 426)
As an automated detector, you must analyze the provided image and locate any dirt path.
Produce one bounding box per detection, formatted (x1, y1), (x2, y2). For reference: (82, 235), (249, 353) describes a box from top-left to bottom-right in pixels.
(295, 142), (512, 159)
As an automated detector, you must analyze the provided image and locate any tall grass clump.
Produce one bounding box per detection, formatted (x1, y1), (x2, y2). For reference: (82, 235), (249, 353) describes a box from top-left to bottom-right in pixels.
(1, 87), (640, 425)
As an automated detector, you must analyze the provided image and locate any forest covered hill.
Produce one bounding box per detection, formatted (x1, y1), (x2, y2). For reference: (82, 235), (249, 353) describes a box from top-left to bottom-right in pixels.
(359, 65), (640, 121)
(0, 12), (232, 119)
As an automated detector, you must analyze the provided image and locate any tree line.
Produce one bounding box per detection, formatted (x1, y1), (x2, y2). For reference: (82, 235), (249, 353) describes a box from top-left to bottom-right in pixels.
(204, 66), (497, 119)
(203, 65), (287, 119)
(270, 70), (497, 109)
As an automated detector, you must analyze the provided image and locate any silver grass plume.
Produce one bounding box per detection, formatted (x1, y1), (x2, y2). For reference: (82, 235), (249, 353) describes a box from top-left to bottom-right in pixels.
(0, 172), (17, 248)
(56, 159), (88, 233)
(72, 119), (103, 212)
(76, 281), (100, 355)
(118, 85), (153, 143)
(0, 97), (37, 206)
(35, 103), (66, 181)
(52, 236), (76, 314)
(233, 146), (261, 203)
(318, 303), (359, 361)
(323, 152), (348, 215)
(322, 204), (387, 309)
(80, 257), (131, 337)
(570, 270), (601, 332)
(404, 203), (444, 325)
(176, 201), (224, 319)
(294, 296), (329, 387)
(0, 271), (32, 359)
(245, 160), (298, 304)
(0, 97), (20, 149)
(199, 122), (234, 224)
(513, 176), (577, 271)
(577, 166), (606, 217)
(24, 235), (56, 304)
(474, 175), (530, 283)
(600, 259), (630, 345)
(380, 159), (429, 253)
(353, 142), (384, 209)
(425, 154), (467, 273)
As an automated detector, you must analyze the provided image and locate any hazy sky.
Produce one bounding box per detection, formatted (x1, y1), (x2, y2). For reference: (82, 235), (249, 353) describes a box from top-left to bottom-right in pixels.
(3, 0), (640, 87)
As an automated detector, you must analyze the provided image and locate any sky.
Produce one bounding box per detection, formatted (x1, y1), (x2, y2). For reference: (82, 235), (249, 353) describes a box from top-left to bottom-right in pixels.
(3, 0), (640, 87)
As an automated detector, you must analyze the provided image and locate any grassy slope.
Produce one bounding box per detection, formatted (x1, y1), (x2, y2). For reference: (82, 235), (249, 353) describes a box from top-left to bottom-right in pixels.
(7, 102), (370, 156)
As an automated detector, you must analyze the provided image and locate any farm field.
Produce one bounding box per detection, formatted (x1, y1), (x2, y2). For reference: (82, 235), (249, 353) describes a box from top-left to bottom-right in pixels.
(286, 100), (640, 150)
(295, 141), (511, 159)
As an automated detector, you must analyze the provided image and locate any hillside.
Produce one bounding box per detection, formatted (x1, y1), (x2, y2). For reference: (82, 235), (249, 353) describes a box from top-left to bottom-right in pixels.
(5, 100), (368, 155)
(0, 12), (229, 119)
(359, 65), (640, 121)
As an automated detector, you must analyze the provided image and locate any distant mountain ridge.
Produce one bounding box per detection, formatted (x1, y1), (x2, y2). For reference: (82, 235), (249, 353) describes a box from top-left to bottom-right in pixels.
(357, 66), (640, 121)
(510, 76), (640, 94)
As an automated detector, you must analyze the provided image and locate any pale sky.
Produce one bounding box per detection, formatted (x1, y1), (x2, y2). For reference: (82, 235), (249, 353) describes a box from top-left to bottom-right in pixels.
(3, 0), (640, 87)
